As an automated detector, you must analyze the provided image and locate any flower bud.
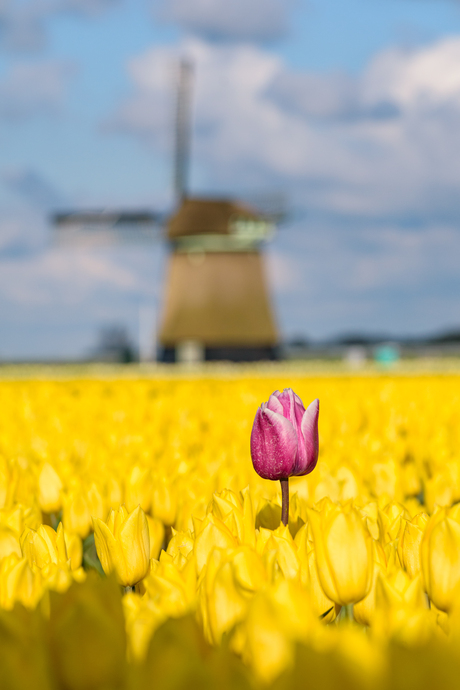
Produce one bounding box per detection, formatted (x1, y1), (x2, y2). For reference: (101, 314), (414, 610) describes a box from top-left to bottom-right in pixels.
(0, 554), (43, 609)
(151, 476), (177, 527)
(124, 467), (152, 513)
(93, 505), (150, 587)
(308, 502), (373, 606)
(193, 514), (238, 574)
(198, 548), (250, 644)
(421, 509), (460, 613)
(250, 389), (319, 480)
(21, 524), (68, 571)
(62, 491), (92, 540)
(38, 463), (62, 514)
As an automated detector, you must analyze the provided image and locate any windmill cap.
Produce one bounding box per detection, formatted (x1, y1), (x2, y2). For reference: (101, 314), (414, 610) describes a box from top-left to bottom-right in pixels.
(167, 197), (263, 240)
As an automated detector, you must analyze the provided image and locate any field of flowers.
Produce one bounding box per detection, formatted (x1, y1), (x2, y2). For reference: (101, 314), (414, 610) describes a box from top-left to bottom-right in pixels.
(1, 369), (460, 689)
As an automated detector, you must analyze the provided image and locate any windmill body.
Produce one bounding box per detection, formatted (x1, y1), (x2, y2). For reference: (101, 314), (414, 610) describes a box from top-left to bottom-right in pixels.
(159, 197), (278, 362)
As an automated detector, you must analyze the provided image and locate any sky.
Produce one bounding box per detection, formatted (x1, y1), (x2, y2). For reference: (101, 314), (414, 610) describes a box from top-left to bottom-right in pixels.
(1, 0), (460, 358)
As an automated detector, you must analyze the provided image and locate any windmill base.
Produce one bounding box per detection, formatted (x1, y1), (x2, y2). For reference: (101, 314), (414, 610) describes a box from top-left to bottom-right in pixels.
(159, 345), (279, 363)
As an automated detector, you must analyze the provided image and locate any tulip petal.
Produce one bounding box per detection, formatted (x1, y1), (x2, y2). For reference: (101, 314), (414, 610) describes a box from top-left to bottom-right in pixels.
(295, 398), (319, 476)
(274, 388), (305, 431)
(266, 393), (284, 416)
(93, 518), (118, 578)
(250, 407), (298, 480)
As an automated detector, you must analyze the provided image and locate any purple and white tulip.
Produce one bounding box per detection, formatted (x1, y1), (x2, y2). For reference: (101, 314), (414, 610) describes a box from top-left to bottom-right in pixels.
(250, 388), (319, 481)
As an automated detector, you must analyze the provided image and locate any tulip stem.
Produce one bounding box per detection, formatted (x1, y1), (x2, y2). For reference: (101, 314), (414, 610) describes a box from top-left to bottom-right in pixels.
(280, 478), (289, 526)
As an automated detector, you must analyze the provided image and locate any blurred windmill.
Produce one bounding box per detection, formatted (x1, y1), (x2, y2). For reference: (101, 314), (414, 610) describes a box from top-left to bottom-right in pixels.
(52, 59), (282, 363)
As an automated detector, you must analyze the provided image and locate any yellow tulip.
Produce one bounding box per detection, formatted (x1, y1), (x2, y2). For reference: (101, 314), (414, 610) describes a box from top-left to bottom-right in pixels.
(62, 491), (92, 539)
(123, 591), (164, 661)
(198, 547), (250, 644)
(299, 545), (341, 622)
(0, 528), (22, 561)
(421, 509), (460, 612)
(262, 525), (299, 580)
(353, 541), (387, 626)
(377, 501), (409, 545)
(151, 475), (177, 526)
(239, 580), (317, 682)
(21, 524), (68, 570)
(372, 570), (429, 644)
(308, 502), (373, 606)
(0, 504), (42, 535)
(64, 532), (83, 570)
(144, 554), (196, 618)
(146, 515), (165, 560)
(424, 474), (453, 514)
(0, 554), (43, 609)
(193, 514), (238, 574)
(377, 569), (426, 611)
(93, 505), (150, 586)
(0, 455), (10, 510)
(41, 563), (74, 594)
(210, 487), (256, 548)
(48, 575), (127, 689)
(398, 512), (429, 579)
(87, 483), (107, 521)
(37, 463), (62, 514)
(124, 466), (152, 513)
(166, 529), (194, 560)
(238, 589), (291, 682)
(106, 476), (123, 511)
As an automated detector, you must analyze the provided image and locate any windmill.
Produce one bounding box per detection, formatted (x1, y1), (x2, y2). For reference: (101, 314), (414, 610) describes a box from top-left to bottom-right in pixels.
(52, 59), (280, 363)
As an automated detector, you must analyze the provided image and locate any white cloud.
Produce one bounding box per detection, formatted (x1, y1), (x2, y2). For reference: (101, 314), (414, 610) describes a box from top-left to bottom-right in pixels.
(111, 36), (460, 221)
(361, 38), (460, 109)
(0, 250), (137, 306)
(0, 60), (75, 119)
(2, 169), (66, 207)
(0, 0), (120, 52)
(63, 0), (120, 15)
(0, 211), (165, 359)
(157, 0), (292, 42)
(269, 220), (460, 338)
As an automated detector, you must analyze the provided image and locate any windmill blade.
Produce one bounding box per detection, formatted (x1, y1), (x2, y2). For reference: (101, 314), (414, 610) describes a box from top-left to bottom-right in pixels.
(51, 209), (165, 247)
(173, 58), (194, 205)
(232, 191), (289, 226)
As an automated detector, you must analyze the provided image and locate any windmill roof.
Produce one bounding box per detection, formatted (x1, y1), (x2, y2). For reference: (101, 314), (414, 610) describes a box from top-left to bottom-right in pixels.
(167, 197), (260, 239)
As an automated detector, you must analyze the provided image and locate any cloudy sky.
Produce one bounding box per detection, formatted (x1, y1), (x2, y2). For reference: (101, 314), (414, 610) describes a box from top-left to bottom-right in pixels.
(1, 0), (460, 359)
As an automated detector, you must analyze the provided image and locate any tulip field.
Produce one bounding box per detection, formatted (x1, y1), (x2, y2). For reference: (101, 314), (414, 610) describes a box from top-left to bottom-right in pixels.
(1, 368), (460, 689)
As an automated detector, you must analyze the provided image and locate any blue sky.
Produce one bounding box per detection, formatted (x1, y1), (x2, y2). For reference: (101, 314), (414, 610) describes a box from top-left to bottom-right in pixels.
(1, 0), (460, 358)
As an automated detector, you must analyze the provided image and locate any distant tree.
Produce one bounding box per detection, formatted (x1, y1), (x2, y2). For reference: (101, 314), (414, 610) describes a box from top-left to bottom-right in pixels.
(92, 325), (137, 363)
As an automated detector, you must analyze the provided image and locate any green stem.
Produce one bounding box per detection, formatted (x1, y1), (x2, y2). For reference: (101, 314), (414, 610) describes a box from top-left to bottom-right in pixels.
(280, 478), (289, 527)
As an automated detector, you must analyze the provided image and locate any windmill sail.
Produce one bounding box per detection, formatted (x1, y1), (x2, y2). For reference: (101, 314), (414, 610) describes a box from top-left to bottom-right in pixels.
(174, 59), (193, 203)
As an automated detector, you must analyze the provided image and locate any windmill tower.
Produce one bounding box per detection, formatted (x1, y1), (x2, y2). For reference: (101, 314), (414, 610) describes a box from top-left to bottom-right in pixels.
(159, 61), (279, 363)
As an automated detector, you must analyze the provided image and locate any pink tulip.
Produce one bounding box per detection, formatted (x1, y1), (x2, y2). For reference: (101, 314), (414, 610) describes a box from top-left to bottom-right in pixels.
(250, 389), (319, 480)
